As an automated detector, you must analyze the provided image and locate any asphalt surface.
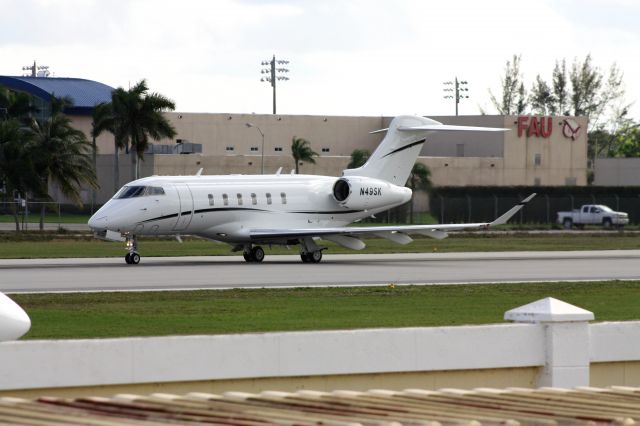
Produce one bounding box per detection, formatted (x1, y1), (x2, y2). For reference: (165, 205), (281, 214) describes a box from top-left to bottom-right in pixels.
(2, 250), (639, 293)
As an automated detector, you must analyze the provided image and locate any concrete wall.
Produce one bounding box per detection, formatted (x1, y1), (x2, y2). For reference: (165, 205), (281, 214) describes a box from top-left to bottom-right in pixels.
(1, 319), (639, 397)
(594, 157), (640, 185)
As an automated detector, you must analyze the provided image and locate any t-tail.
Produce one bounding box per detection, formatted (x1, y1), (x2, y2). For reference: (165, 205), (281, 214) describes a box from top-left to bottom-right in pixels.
(342, 115), (508, 185)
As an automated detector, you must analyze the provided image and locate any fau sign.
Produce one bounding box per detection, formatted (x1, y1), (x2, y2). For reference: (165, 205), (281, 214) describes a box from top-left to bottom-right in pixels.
(517, 116), (553, 138)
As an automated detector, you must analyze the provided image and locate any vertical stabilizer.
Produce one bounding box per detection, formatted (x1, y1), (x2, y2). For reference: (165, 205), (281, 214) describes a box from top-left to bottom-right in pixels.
(342, 115), (437, 185)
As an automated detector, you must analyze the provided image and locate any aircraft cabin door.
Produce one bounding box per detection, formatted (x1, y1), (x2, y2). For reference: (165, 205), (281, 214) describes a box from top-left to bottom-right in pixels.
(173, 184), (194, 231)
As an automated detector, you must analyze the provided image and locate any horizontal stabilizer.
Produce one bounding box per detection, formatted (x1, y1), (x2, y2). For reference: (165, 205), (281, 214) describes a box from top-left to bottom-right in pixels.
(398, 124), (508, 132)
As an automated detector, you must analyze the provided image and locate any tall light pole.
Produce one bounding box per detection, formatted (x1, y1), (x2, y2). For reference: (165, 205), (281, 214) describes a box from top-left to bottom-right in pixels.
(245, 123), (265, 174)
(260, 55), (290, 114)
(443, 77), (469, 116)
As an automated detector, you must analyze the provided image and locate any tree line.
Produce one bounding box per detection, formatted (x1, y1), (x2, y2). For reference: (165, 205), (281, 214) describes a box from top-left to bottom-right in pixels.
(488, 54), (639, 170)
(0, 79), (178, 231)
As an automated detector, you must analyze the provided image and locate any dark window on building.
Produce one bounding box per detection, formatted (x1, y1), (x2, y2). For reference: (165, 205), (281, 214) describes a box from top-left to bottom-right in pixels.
(534, 153), (541, 166)
(250, 147), (259, 152)
(225, 146), (234, 152)
(274, 147), (283, 152)
(322, 147), (330, 153)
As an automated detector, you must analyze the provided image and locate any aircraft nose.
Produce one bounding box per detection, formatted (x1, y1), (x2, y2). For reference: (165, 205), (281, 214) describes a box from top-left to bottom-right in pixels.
(88, 214), (108, 230)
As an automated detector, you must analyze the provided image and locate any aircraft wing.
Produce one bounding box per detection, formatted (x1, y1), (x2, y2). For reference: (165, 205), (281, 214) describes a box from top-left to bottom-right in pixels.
(250, 194), (535, 248)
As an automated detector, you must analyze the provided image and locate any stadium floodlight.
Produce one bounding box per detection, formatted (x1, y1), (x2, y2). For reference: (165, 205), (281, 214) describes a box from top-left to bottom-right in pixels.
(260, 55), (290, 114)
(442, 77), (469, 116)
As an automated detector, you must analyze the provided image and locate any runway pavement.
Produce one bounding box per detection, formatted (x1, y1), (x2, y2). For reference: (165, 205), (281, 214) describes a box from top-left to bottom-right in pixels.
(2, 250), (640, 293)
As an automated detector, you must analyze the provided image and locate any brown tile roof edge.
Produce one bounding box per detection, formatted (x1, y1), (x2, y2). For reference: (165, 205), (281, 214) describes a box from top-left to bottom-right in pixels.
(0, 387), (639, 425)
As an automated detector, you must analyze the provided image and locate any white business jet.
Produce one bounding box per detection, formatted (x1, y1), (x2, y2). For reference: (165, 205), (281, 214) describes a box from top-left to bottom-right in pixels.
(88, 115), (535, 264)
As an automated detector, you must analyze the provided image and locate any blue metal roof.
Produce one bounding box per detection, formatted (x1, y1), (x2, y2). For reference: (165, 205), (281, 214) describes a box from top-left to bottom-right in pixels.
(0, 76), (114, 115)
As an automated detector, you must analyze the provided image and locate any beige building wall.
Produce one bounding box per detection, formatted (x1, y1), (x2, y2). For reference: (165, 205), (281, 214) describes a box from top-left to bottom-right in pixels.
(73, 113), (588, 203)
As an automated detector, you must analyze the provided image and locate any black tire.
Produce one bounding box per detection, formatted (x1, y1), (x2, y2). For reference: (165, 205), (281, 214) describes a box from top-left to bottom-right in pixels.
(252, 246), (265, 263)
(300, 253), (311, 263)
(243, 252), (253, 262)
(125, 253), (132, 264)
(131, 253), (141, 264)
(603, 218), (612, 228)
(563, 218), (573, 229)
(310, 250), (322, 263)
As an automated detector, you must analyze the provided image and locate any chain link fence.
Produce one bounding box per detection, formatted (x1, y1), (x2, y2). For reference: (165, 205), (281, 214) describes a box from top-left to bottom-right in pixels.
(431, 193), (640, 225)
(0, 201), (71, 231)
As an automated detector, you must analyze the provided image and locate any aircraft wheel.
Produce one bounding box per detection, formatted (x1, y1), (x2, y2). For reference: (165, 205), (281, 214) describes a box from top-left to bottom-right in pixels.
(300, 252), (311, 263)
(251, 246), (265, 263)
(125, 253), (132, 264)
(130, 253), (141, 264)
(310, 250), (322, 263)
(243, 251), (254, 262)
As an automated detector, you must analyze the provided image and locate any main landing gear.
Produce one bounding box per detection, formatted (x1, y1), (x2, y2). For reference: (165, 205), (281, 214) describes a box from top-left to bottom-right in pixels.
(124, 235), (140, 265)
(300, 250), (322, 263)
(299, 237), (324, 263)
(243, 245), (265, 263)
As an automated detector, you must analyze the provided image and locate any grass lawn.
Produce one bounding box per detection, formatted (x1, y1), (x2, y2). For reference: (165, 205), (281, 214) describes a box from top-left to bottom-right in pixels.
(0, 232), (639, 259)
(11, 281), (640, 340)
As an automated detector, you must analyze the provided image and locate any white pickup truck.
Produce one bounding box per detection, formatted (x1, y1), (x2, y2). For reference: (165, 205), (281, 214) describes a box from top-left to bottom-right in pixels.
(557, 204), (629, 229)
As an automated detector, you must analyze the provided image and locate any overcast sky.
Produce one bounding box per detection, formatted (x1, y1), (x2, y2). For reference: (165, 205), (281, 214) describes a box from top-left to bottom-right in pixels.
(1, 0), (639, 120)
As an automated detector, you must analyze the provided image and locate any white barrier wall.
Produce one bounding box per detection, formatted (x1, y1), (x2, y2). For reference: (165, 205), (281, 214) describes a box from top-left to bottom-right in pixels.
(0, 298), (638, 391)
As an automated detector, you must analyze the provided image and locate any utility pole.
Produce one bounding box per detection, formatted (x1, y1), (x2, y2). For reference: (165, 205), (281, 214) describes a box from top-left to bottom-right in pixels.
(260, 55), (290, 114)
(443, 77), (469, 116)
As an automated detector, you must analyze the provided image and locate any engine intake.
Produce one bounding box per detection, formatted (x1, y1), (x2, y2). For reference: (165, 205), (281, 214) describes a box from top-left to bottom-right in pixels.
(331, 176), (411, 210)
(333, 178), (351, 202)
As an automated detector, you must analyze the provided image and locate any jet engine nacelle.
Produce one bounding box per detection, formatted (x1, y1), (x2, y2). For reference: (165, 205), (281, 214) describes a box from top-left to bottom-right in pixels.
(332, 176), (411, 211)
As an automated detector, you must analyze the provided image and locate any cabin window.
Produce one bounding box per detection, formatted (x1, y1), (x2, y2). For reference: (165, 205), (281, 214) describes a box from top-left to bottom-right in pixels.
(250, 147), (259, 152)
(222, 193), (229, 206)
(225, 146), (234, 152)
(237, 193), (243, 206)
(274, 147), (283, 152)
(208, 194), (214, 206)
(322, 147), (330, 153)
(280, 192), (287, 205)
(251, 193), (257, 205)
(266, 193), (272, 205)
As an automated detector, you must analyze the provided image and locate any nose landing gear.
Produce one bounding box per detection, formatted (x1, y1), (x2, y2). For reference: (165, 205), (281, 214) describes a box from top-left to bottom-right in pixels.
(125, 235), (140, 265)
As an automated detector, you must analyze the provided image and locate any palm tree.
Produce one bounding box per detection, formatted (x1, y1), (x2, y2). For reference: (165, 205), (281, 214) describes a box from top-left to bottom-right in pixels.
(406, 162), (432, 224)
(0, 86), (34, 123)
(0, 119), (40, 230)
(29, 101), (98, 230)
(291, 136), (317, 174)
(109, 80), (177, 180)
(347, 149), (370, 168)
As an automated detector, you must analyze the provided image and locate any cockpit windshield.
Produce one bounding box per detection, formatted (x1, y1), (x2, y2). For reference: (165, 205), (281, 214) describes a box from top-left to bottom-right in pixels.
(114, 186), (165, 199)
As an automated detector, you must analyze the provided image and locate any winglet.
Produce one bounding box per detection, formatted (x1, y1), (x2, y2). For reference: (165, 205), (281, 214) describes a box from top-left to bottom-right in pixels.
(489, 193), (536, 226)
